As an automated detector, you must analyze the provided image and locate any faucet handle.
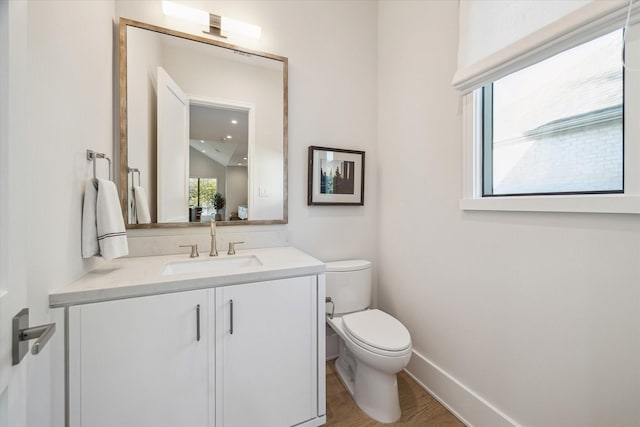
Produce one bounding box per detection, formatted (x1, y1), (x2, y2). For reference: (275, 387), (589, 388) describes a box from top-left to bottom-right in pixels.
(209, 235), (218, 257)
(179, 244), (199, 258)
(227, 241), (244, 255)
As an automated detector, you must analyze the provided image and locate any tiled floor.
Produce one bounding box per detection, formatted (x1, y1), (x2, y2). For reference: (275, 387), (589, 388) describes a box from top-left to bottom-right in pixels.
(325, 361), (465, 426)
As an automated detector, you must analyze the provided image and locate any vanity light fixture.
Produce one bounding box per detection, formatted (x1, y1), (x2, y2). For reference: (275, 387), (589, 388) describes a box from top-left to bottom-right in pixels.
(161, 1), (262, 40)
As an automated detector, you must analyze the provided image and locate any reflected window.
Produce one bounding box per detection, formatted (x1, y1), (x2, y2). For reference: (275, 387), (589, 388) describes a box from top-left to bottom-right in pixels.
(189, 178), (217, 221)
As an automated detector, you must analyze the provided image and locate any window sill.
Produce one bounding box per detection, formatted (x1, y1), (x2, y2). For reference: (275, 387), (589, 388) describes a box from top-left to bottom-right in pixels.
(459, 194), (640, 214)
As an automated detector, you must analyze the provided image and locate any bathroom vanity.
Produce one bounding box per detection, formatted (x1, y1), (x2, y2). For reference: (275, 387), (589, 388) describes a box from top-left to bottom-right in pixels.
(49, 247), (326, 427)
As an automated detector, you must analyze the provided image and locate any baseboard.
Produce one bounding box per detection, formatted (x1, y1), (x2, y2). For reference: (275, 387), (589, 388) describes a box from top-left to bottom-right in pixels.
(404, 349), (520, 427)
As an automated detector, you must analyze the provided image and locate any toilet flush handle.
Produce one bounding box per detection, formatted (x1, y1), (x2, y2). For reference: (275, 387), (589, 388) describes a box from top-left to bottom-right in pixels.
(325, 297), (335, 319)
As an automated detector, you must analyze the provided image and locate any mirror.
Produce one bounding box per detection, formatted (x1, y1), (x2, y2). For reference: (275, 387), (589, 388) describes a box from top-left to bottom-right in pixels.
(119, 18), (288, 227)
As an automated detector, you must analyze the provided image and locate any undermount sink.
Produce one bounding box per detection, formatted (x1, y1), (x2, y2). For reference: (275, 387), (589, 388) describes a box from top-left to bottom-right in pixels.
(162, 255), (262, 276)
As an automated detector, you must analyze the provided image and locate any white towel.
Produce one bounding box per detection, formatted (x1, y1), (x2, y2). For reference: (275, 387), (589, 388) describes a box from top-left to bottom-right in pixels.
(133, 186), (151, 224)
(82, 178), (129, 260)
(96, 179), (129, 260)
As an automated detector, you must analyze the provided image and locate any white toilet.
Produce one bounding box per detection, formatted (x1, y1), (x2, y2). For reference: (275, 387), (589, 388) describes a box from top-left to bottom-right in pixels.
(325, 260), (412, 424)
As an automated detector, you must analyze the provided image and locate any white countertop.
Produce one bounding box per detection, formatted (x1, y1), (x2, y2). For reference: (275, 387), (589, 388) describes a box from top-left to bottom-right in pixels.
(50, 247), (325, 307)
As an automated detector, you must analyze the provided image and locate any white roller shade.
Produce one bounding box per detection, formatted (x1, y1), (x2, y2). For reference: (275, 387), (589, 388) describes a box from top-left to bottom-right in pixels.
(452, 0), (630, 93)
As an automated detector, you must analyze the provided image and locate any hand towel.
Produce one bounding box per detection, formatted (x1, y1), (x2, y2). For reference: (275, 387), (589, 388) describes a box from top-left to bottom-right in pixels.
(96, 178), (129, 260)
(82, 179), (99, 258)
(133, 186), (151, 224)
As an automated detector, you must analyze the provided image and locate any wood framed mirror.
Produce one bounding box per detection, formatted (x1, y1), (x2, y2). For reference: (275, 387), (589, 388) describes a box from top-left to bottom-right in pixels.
(119, 18), (288, 228)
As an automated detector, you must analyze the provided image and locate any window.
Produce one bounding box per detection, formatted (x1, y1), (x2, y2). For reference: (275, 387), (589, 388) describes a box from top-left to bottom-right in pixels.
(458, 3), (640, 214)
(482, 29), (624, 197)
(189, 178), (217, 217)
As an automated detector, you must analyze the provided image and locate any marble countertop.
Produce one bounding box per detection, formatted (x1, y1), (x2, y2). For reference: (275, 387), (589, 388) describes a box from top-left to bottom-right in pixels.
(50, 246), (325, 307)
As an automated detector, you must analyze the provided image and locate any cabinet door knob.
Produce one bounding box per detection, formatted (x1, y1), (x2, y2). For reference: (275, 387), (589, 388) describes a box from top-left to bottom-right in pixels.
(179, 244), (199, 258)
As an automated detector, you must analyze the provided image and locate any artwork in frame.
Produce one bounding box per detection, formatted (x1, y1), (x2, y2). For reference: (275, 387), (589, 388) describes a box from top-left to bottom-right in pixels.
(308, 146), (365, 205)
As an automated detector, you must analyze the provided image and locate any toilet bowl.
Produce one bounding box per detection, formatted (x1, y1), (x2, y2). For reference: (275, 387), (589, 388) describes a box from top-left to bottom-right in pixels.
(325, 260), (412, 424)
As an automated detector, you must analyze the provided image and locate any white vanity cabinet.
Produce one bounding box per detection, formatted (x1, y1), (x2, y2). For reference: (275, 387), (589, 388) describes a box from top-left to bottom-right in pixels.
(68, 289), (209, 427)
(64, 269), (326, 427)
(215, 277), (319, 427)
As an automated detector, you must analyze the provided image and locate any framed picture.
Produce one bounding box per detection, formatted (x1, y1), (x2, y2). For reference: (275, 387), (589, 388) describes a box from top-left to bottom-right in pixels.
(308, 146), (365, 205)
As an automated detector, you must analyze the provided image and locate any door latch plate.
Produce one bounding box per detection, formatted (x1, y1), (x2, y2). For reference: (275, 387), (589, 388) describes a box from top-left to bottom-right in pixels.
(12, 308), (29, 366)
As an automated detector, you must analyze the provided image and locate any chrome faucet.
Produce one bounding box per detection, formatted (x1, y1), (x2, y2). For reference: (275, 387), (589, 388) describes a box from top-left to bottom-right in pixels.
(227, 241), (244, 255)
(179, 244), (199, 258)
(209, 219), (218, 257)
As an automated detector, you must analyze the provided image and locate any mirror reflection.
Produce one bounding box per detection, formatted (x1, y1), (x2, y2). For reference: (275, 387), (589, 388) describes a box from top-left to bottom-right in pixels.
(189, 105), (249, 222)
(120, 19), (287, 227)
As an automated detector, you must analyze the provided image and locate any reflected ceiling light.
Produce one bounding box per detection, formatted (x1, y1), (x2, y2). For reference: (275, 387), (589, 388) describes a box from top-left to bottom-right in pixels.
(231, 120), (238, 124)
(162, 1), (262, 40)
(200, 140), (204, 143)
(226, 135), (232, 139)
(243, 157), (247, 160)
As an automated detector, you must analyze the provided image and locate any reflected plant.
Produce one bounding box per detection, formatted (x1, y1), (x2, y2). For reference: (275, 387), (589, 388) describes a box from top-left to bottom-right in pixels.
(213, 192), (226, 220)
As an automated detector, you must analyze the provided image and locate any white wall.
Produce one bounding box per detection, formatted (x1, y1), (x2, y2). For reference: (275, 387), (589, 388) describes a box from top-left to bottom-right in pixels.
(378, 1), (640, 426)
(116, 0), (379, 267)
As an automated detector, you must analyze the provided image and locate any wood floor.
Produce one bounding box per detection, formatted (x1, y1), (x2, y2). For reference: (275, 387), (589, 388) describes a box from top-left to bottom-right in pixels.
(325, 361), (465, 426)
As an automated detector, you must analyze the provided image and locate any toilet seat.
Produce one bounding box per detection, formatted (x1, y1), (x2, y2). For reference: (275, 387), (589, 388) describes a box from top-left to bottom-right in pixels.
(342, 310), (411, 356)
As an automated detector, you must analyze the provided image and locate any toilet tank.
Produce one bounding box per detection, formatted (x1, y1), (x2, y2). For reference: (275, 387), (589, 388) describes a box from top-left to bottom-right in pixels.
(325, 260), (372, 315)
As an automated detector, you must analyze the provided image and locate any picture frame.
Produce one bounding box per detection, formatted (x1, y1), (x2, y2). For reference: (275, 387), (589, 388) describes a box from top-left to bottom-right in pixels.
(308, 146), (365, 205)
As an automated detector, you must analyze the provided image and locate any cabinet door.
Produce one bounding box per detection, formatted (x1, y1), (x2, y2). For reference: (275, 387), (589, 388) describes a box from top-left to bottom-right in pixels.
(70, 290), (210, 427)
(215, 277), (317, 427)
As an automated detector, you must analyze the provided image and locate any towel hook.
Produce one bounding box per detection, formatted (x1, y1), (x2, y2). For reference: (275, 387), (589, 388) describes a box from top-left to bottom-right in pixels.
(87, 150), (112, 181)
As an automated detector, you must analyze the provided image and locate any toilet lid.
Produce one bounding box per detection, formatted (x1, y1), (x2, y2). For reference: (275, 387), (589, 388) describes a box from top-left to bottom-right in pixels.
(342, 309), (411, 352)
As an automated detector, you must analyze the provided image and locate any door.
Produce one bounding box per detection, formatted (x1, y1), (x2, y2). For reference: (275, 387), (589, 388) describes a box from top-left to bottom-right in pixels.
(0, 0), (29, 424)
(215, 277), (317, 427)
(69, 290), (209, 427)
(157, 66), (189, 223)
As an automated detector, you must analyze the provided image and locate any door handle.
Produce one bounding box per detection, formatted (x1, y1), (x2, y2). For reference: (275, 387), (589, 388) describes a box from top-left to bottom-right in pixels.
(12, 308), (56, 365)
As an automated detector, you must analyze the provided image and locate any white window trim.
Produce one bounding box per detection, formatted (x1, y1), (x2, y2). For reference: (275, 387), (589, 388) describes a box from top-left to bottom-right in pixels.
(460, 18), (640, 215)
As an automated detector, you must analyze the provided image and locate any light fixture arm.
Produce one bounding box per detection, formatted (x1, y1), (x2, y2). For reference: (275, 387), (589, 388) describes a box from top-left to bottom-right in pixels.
(205, 13), (226, 38)
(162, 1), (261, 41)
